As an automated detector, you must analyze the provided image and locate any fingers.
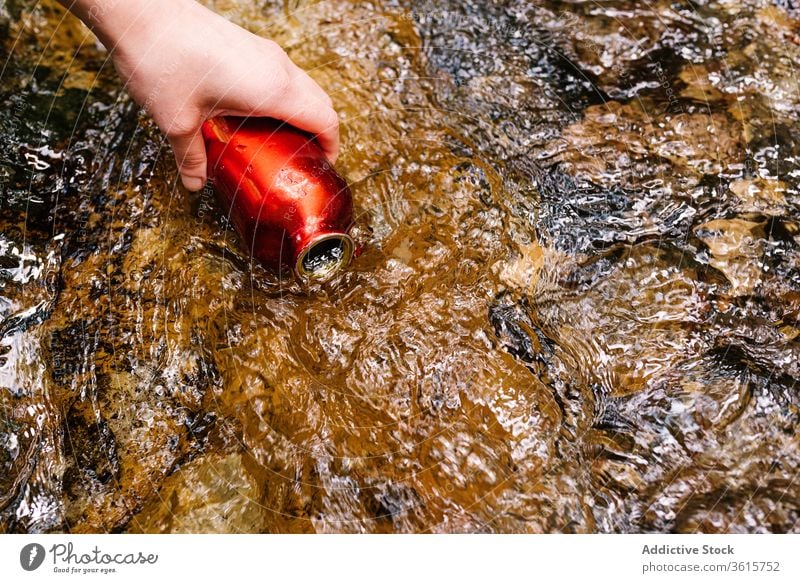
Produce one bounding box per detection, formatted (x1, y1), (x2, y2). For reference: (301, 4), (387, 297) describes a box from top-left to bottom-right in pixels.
(222, 45), (340, 163)
(287, 66), (334, 109)
(250, 69), (340, 163)
(168, 128), (207, 191)
(228, 90), (340, 163)
(283, 67), (339, 162)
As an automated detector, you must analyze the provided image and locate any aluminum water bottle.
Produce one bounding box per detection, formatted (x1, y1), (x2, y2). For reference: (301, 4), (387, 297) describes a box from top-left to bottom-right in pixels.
(201, 116), (354, 281)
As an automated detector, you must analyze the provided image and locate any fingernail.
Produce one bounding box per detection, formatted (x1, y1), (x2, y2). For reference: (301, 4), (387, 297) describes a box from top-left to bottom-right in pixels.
(183, 176), (204, 191)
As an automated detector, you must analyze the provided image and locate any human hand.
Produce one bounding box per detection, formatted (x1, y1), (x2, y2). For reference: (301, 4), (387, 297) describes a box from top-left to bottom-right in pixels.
(60, 0), (339, 191)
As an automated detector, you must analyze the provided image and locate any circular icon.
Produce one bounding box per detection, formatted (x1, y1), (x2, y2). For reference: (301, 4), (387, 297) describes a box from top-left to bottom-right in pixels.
(19, 543), (46, 571)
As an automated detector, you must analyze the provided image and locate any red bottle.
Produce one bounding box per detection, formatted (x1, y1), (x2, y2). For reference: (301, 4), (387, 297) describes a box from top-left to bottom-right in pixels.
(201, 116), (354, 281)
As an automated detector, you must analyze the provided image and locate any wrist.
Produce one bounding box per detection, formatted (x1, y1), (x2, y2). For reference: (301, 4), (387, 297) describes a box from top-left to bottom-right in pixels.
(59, 0), (195, 53)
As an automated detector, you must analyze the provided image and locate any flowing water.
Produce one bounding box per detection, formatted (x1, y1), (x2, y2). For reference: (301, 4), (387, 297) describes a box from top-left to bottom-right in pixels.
(1, 0), (799, 533)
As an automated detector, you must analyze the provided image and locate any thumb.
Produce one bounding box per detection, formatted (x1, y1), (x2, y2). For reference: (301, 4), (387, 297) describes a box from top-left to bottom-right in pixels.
(169, 130), (208, 191)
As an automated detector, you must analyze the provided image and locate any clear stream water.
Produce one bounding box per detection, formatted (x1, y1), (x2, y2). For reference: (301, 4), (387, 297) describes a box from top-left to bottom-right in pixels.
(1, 0), (799, 533)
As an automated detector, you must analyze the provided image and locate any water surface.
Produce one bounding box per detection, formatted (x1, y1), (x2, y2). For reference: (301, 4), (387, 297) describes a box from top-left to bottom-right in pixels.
(0, 0), (798, 533)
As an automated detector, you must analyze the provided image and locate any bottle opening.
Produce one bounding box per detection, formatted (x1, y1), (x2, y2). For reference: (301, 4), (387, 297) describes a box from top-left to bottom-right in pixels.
(296, 234), (354, 281)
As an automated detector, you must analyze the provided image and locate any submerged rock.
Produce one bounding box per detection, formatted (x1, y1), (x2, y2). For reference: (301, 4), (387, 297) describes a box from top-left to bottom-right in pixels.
(127, 453), (268, 534)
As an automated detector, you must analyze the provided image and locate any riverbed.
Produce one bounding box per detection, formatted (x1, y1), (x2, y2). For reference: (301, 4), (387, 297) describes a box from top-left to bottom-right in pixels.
(1, 0), (798, 533)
